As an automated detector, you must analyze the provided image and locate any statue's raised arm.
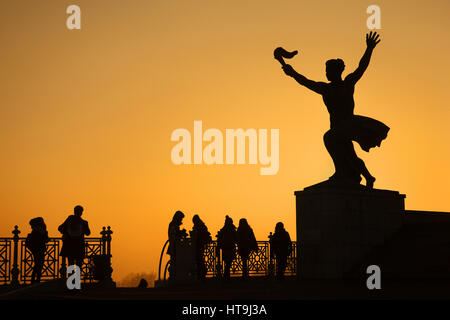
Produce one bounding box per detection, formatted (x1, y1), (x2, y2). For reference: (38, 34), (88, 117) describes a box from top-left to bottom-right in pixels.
(282, 64), (327, 95)
(345, 31), (381, 85)
(274, 46), (326, 95)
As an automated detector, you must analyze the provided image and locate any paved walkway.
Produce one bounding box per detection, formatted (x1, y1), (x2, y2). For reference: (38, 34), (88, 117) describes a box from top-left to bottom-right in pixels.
(2, 277), (450, 300)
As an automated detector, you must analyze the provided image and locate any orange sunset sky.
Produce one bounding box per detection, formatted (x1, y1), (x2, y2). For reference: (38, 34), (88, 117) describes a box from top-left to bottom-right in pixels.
(1, 0), (449, 282)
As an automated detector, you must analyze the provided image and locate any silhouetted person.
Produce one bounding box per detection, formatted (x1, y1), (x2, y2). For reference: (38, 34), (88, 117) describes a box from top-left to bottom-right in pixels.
(217, 215), (237, 279)
(270, 222), (292, 279)
(167, 210), (188, 279)
(138, 278), (148, 288)
(190, 214), (212, 280)
(236, 218), (258, 278)
(58, 205), (90, 269)
(281, 32), (388, 188)
(25, 217), (49, 284)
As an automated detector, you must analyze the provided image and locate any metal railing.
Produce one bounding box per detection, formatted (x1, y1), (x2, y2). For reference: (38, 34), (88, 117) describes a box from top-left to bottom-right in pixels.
(158, 238), (297, 281)
(0, 226), (113, 286)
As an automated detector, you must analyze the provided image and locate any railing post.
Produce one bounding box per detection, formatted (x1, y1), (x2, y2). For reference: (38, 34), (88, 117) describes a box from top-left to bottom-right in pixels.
(268, 232), (274, 277)
(60, 256), (67, 280)
(215, 233), (222, 279)
(106, 226), (112, 256)
(100, 227), (107, 255)
(10, 226), (20, 287)
(103, 226), (115, 287)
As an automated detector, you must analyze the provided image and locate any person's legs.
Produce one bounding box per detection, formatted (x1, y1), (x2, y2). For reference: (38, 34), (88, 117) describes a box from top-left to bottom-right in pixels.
(280, 257), (287, 278)
(75, 258), (83, 279)
(242, 256), (248, 278)
(35, 254), (44, 283)
(276, 258), (281, 279)
(31, 255), (37, 284)
(276, 255), (289, 279)
(67, 257), (83, 277)
(224, 261), (231, 279)
(76, 258), (83, 268)
(196, 250), (206, 279)
(168, 254), (176, 279)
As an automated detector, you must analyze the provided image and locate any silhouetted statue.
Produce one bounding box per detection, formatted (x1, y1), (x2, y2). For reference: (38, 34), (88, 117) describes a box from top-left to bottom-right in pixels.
(217, 215), (237, 279)
(58, 205), (91, 268)
(167, 210), (188, 280)
(189, 214), (212, 280)
(270, 222), (292, 279)
(278, 32), (388, 188)
(25, 217), (49, 284)
(236, 218), (258, 278)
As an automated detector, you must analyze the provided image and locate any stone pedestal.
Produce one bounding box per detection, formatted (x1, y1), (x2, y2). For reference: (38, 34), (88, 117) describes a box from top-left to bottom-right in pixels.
(295, 182), (405, 279)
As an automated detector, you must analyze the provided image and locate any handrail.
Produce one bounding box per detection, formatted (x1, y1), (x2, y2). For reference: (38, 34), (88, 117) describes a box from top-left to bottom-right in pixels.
(157, 239), (298, 279)
(163, 260), (170, 281)
(158, 239), (170, 281)
(0, 226), (113, 286)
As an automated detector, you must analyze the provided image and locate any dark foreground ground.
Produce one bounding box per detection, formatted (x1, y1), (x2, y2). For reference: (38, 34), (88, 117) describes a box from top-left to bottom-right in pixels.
(1, 276), (450, 300)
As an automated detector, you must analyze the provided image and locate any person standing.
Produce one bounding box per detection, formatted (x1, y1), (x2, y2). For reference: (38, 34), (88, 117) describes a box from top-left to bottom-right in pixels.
(58, 205), (91, 270)
(190, 214), (212, 280)
(167, 210), (188, 279)
(236, 218), (258, 278)
(270, 222), (292, 279)
(26, 217), (49, 284)
(217, 215), (237, 279)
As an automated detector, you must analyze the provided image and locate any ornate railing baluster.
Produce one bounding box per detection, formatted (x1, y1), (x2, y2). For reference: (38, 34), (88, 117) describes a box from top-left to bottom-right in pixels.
(105, 226), (112, 256)
(10, 226), (20, 287)
(105, 226), (114, 286)
(100, 227), (107, 255)
(268, 232), (275, 277)
(60, 256), (67, 280)
(0, 238), (11, 284)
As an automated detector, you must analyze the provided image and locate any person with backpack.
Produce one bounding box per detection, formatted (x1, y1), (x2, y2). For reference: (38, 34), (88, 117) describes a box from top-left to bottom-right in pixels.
(58, 205), (91, 269)
(217, 215), (237, 279)
(189, 214), (212, 280)
(236, 218), (258, 278)
(26, 217), (49, 284)
(270, 222), (292, 279)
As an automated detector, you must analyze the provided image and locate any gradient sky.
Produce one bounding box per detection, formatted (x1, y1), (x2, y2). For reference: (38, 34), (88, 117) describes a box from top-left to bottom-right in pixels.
(1, 0), (449, 281)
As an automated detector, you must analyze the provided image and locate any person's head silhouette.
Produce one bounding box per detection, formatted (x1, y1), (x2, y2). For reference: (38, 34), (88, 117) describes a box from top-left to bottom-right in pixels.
(173, 210), (185, 226)
(239, 218), (249, 228)
(224, 215), (234, 228)
(275, 222), (285, 233)
(29, 217), (46, 231)
(193, 214), (200, 224)
(74, 205), (84, 217)
(326, 59), (345, 82)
